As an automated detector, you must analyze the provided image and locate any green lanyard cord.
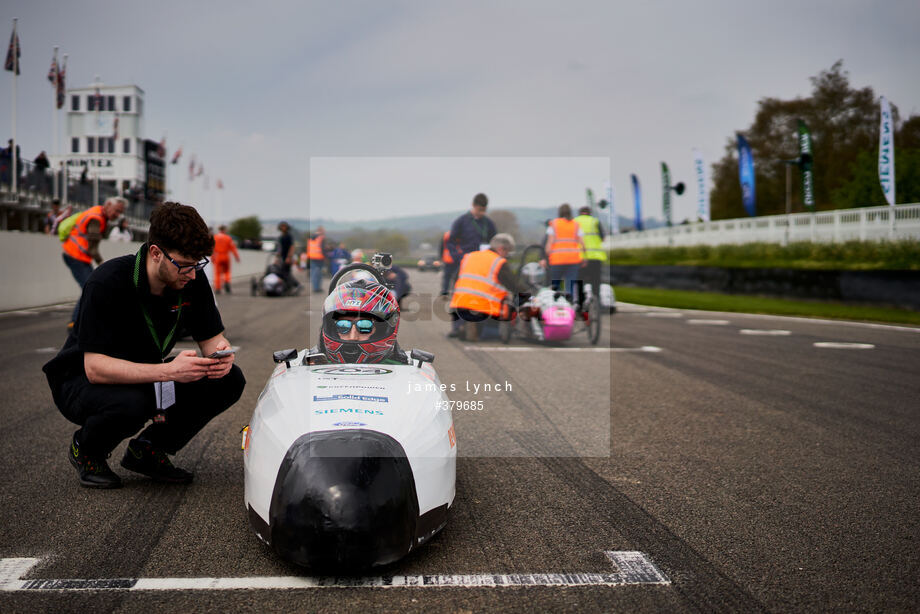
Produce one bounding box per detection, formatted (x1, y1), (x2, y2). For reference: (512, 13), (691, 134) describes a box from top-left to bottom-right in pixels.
(133, 247), (182, 360)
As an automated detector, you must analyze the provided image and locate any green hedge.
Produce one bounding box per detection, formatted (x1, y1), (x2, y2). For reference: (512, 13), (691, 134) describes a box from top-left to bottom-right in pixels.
(607, 240), (920, 271)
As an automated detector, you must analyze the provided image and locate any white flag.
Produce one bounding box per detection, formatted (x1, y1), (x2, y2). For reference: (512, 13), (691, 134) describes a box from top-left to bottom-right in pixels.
(879, 96), (895, 206)
(692, 148), (709, 221)
(605, 181), (618, 234)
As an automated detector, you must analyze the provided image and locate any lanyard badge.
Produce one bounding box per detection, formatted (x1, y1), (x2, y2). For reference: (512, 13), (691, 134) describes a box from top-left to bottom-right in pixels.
(134, 247), (182, 424)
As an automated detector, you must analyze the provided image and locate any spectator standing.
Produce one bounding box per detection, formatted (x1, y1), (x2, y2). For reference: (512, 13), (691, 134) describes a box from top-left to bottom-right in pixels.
(305, 226), (327, 292)
(211, 225), (240, 294)
(438, 230), (456, 296)
(540, 203), (586, 305)
(109, 218), (133, 242)
(329, 241), (350, 276)
(33, 150), (50, 192)
(44, 199), (71, 235)
(277, 221), (302, 293)
(447, 193), (496, 267)
(573, 205), (606, 313)
(42, 202), (245, 489)
(61, 197), (127, 327)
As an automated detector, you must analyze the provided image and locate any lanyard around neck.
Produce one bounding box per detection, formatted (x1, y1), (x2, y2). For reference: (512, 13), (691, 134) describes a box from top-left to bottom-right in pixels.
(134, 247), (182, 360)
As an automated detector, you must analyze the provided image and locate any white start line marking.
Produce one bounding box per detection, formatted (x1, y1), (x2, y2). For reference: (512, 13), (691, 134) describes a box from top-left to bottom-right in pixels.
(686, 319), (731, 326)
(0, 552), (668, 591)
(813, 342), (875, 349)
(739, 329), (791, 336)
(462, 346), (661, 353)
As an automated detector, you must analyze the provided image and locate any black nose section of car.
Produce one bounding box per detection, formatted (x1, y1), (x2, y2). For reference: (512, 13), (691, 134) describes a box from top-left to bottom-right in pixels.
(268, 429), (419, 570)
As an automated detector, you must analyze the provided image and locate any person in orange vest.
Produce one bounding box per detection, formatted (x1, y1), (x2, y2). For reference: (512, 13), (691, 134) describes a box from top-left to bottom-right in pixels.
(448, 233), (530, 341)
(306, 226), (327, 292)
(62, 196), (126, 327)
(438, 230), (457, 296)
(211, 225), (240, 294)
(540, 203), (586, 306)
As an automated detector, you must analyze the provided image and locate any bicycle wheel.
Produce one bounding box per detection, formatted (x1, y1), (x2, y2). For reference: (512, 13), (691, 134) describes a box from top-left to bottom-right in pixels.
(587, 296), (601, 345)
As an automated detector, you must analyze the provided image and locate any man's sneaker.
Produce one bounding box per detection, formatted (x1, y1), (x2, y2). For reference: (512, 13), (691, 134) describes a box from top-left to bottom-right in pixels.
(121, 439), (194, 484)
(225, 282), (232, 294)
(69, 435), (122, 489)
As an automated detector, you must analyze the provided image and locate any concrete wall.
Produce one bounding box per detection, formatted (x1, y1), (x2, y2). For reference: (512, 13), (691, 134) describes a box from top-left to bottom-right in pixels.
(0, 231), (269, 311)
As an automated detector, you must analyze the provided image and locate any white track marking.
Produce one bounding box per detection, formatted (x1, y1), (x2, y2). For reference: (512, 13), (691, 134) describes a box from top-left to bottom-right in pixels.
(618, 302), (920, 334)
(462, 346), (661, 353)
(34, 347), (59, 353)
(0, 552), (668, 590)
(644, 312), (683, 318)
(686, 319), (730, 325)
(813, 342), (875, 349)
(739, 329), (791, 336)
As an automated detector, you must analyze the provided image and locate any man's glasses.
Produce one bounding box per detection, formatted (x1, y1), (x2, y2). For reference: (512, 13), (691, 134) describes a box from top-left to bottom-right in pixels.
(335, 318), (375, 335)
(159, 247), (209, 274)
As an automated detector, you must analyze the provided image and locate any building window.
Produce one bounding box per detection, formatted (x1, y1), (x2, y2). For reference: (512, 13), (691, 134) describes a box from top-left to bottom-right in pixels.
(71, 95), (80, 111)
(87, 137), (95, 153)
(137, 98), (143, 116)
(123, 96), (131, 112)
(107, 138), (115, 153)
(107, 96), (115, 111)
(71, 137), (79, 153)
(123, 138), (130, 154)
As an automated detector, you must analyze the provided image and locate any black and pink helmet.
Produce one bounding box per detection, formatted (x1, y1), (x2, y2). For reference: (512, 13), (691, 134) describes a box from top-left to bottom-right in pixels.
(320, 279), (400, 364)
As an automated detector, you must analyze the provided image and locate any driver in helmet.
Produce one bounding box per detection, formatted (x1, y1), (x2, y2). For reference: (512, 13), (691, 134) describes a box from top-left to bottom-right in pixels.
(313, 278), (408, 365)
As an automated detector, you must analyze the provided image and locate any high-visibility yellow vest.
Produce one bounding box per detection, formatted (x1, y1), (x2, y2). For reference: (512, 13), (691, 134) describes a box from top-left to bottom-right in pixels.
(449, 249), (509, 318)
(574, 214), (605, 261)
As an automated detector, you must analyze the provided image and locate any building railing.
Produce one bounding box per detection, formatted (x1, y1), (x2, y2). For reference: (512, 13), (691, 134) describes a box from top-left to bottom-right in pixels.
(0, 158), (155, 235)
(605, 203), (920, 248)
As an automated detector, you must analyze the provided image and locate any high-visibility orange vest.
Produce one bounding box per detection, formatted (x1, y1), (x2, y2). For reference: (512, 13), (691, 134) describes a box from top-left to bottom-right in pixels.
(308, 236), (324, 260)
(449, 249), (509, 318)
(62, 205), (107, 264)
(212, 232), (238, 262)
(547, 218), (583, 265)
(441, 231), (454, 264)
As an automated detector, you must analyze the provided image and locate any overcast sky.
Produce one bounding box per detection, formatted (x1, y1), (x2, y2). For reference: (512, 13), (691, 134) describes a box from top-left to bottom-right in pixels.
(2, 0), (918, 226)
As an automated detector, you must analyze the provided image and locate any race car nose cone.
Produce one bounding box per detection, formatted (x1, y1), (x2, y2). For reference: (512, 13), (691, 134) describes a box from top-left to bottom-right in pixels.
(268, 430), (419, 570)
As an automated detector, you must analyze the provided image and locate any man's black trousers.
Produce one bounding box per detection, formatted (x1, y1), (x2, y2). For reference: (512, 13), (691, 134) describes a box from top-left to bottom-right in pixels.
(51, 366), (245, 457)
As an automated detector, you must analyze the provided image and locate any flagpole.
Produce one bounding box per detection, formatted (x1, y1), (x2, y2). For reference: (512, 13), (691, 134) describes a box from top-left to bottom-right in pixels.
(51, 46), (58, 199)
(10, 18), (18, 197)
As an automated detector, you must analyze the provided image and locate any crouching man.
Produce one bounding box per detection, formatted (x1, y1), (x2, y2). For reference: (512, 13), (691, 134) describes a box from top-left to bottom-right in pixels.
(43, 202), (246, 489)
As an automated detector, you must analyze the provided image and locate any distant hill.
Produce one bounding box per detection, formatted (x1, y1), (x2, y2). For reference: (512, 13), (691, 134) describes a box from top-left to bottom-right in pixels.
(259, 208), (662, 246)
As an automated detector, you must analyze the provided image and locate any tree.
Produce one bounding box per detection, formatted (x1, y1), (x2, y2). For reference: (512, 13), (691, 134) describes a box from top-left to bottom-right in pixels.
(710, 61), (915, 219)
(489, 209), (520, 238)
(228, 216), (261, 241)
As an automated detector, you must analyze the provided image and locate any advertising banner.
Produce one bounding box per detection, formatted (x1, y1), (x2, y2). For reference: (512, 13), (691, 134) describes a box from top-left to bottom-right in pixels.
(631, 174), (642, 231)
(879, 96), (896, 206)
(661, 162), (672, 227)
(692, 148), (709, 221)
(737, 134), (756, 217)
(797, 120), (815, 211)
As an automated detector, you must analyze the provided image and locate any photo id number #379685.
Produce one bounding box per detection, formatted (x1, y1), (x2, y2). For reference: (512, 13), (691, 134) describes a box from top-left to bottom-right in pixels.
(437, 399), (484, 411)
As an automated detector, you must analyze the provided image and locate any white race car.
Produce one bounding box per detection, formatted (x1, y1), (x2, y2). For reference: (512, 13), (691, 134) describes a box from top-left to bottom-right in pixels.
(242, 257), (457, 570)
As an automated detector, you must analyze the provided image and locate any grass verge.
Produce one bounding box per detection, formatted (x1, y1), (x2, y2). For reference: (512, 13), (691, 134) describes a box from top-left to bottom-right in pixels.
(614, 286), (920, 326)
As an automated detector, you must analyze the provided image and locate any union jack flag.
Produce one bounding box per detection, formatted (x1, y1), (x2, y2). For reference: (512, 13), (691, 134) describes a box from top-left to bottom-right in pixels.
(56, 56), (66, 109)
(4, 21), (20, 75)
(47, 49), (58, 84)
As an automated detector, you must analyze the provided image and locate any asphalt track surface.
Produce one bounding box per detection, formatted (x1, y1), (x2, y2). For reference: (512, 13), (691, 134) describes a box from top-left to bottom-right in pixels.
(1, 269), (918, 613)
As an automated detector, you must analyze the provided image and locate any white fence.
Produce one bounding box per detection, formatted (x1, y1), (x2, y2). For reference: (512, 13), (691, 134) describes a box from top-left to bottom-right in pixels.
(606, 203), (920, 248)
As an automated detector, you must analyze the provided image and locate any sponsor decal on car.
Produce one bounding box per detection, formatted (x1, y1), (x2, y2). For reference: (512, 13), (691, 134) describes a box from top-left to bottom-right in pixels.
(312, 367), (393, 376)
(313, 394), (389, 403)
(332, 421), (368, 427)
(314, 408), (384, 416)
(314, 384), (386, 390)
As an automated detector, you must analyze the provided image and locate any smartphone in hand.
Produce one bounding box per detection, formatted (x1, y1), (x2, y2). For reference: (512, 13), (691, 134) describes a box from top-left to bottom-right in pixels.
(207, 349), (236, 358)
